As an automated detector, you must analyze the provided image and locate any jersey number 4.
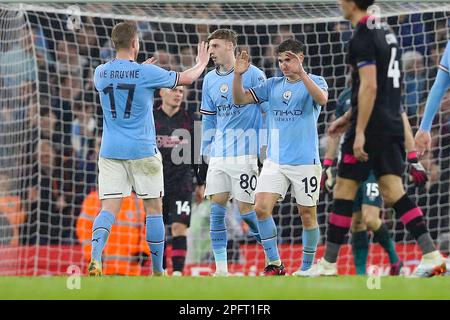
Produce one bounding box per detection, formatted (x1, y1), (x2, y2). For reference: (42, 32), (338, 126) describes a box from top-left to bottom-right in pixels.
(388, 47), (400, 89)
(102, 83), (136, 119)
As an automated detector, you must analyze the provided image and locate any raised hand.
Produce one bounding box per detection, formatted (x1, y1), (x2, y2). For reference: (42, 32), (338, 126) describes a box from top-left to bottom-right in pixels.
(196, 41), (210, 67)
(284, 51), (307, 78)
(142, 57), (157, 65)
(235, 51), (250, 75)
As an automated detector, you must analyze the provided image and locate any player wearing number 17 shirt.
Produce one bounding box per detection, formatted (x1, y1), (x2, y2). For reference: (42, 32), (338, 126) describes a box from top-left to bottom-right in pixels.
(312, 0), (446, 278)
(88, 21), (209, 277)
(233, 38), (329, 276)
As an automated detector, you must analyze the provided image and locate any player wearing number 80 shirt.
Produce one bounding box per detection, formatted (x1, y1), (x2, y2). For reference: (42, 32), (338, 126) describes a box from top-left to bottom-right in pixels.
(199, 29), (268, 276)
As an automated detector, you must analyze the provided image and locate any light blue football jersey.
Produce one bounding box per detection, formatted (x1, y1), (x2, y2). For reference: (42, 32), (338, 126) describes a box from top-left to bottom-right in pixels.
(200, 65), (266, 157)
(94, 59), (179, 160)
(439, 41), (450, 73)
(249, 74), (328, 165)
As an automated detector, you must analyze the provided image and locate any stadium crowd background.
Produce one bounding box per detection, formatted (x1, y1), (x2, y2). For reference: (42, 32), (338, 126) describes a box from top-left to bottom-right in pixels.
(0, 4), (449, 261)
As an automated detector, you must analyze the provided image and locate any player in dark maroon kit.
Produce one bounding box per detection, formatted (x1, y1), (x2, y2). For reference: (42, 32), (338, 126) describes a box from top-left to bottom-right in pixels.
(154, 86), (204, 276)
(311, 0), (446, 277)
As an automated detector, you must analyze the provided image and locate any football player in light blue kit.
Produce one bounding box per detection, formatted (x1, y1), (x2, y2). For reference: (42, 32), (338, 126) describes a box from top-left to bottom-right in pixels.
(415, 40), (450, 274)
(415, 41), (450, 154)
(89, 21), (209, 276)
(198, 29), (267, 276)
(233, 39), (328, 276)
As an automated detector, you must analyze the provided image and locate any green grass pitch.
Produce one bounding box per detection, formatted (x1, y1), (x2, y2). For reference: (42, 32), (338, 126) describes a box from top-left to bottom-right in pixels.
(1, 276), (450, 300)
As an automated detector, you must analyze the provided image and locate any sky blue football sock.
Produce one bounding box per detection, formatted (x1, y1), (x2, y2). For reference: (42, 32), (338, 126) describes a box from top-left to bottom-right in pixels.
(301, 227), (320, 271)
(146, 215), (165, 273)
(210, 203), (228, 268)
(241, 210), (261, 243)
(91, 210), (115, 262)
(258, 216), (280, 264)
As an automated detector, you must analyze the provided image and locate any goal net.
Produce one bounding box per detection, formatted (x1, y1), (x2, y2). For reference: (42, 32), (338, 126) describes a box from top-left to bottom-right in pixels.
(0, 1), (449, 276)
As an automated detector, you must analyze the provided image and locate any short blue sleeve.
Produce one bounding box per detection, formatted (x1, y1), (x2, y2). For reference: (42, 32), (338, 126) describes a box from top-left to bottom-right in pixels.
(439, 41), (450, 73)
(249, 78), (272, 104)
(311, 75), (328, 91)
(142, 64), (179, 89)
(93, 65), (102, 91)
(199, 77), (216, 115)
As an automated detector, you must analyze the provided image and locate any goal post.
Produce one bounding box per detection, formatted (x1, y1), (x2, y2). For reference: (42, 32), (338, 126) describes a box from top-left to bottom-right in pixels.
(0, 1), (449, 276)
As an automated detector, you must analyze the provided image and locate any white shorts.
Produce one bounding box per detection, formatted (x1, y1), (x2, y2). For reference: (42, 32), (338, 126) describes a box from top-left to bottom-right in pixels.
(256, 159), (321, 206)
(98, 153), (164, 200)
(205, 156), (258, 204)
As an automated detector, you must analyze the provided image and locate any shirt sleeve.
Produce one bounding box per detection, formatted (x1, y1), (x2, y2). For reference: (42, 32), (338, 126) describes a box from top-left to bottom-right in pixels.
(249, 77), (271, 104)
(312, 75), (328, 91)
(199, 77), (216, 115)
(352, 29), (376, 69)
(439, 41), (450, 73)
(142, 64), (179, 89)
(93, 65), (101, 91)
(419, 69), (450, 131)
(253, 68), (270, 111)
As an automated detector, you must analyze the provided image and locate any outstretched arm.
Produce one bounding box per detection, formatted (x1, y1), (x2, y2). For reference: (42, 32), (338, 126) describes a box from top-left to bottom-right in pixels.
(415, 69), (450, 154)
(178, 42), (210, 86)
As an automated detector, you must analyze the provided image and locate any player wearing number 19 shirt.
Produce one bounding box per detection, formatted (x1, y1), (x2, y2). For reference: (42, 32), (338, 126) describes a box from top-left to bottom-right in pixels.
(312, 0), (446, 278)
(233, 38), (329, 276)
(88, 21), (209, 277)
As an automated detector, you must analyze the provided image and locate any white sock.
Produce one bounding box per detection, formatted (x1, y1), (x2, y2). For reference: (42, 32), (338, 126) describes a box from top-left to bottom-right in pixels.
(215, 260), (228, 273)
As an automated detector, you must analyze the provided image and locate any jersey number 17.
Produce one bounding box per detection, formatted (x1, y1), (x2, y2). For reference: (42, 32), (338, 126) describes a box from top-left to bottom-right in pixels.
(102, 83), (136, 119)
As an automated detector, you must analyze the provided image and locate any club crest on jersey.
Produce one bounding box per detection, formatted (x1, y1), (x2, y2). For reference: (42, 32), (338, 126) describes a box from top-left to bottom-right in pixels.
(283, 90), (292, 101)
(220, 84), (229, 94)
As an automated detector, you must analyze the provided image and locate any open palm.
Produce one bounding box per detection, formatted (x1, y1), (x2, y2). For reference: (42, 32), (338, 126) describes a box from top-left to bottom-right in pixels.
(235, 51), (250, 75)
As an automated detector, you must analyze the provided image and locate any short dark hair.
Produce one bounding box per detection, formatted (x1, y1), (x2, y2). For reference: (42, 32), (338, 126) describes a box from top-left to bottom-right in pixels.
(350, 0), (375, 11)
(111, 21), (138, 50)
(276, 39), (305, 55)
(207, 28), (238, 47)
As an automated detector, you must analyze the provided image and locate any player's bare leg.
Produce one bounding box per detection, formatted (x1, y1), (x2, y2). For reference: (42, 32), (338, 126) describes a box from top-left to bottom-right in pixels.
(292, 205), (320, 276)
(143, 197), (166, 276)
(210, 192), (231, 276)
(255, 192), (286, 276)
(378, 174), (446, 277)
(89, 198), (122, 276)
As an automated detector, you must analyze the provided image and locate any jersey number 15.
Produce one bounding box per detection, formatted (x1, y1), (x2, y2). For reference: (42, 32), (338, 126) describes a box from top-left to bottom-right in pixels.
(102, 83), (136, 119)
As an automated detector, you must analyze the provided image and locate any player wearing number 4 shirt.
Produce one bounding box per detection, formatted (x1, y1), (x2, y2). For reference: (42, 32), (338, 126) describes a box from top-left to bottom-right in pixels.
(89, 21), (209, 277)
(233, 38), (329, 276)
(312, 0), (446, 278)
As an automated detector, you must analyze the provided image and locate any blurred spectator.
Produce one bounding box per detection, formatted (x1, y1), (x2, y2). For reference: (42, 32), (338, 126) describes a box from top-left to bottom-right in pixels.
(179, 45), (196, 69)
(153, 48), (179, 70)
(55, 41), (88, 78)
(0, 172), (26, 245)
(76, 191), (149, 275)
(402, 50), (426, 116)
(261, 44), (281, 78)
(397, 14), (427, 55)
(71, 100), (96, 160)
(23, 139), (69, 244)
